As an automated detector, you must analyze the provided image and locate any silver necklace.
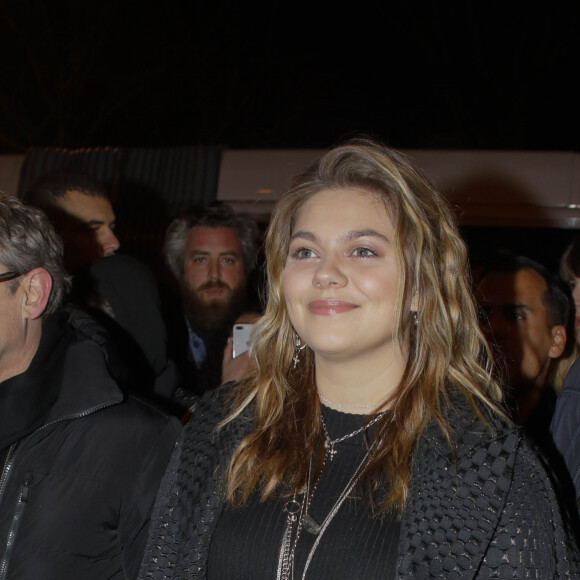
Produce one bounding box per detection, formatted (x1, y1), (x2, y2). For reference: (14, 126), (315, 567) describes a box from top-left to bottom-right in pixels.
(276, 414), (382, 580)
(318, 392), (382, 411)
(319, 412), (384, 461)
(300, 449), (373, 579)
(277, 454), (326, 580)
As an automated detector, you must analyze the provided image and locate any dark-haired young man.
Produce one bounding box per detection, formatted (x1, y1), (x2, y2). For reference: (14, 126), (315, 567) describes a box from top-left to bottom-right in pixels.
(23, 171), (119, 271)
(23, 171), (179, 407)
(476, 255), (571, 448)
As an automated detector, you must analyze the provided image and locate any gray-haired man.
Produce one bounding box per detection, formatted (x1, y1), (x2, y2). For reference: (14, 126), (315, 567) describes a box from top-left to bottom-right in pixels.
(0, 197), (179, 579)
(165, 203), (260, 398)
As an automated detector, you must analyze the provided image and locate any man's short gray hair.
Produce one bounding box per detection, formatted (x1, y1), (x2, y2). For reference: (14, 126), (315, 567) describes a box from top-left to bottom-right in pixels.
(165, 204), (258, 280)
(0, 196), (71, 314)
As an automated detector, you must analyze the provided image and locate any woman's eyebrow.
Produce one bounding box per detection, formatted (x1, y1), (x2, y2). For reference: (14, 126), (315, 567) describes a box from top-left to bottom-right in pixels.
(290, 229), (390, 243)
(343, 229), (389, 243)
(289, 230), (317, 242)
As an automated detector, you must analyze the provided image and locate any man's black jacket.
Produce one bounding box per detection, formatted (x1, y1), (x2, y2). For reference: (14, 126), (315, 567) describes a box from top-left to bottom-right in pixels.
(0, 309), (180, 579)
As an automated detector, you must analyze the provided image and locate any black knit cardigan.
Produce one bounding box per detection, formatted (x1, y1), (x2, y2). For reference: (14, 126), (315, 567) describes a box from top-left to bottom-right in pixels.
(139, 388), (580, 579)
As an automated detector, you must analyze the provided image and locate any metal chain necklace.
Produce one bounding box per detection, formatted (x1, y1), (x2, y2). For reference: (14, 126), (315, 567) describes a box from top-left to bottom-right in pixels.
(276, 413), (383, 580)
(319, 412), (384, 461)
(300, 450), (373, 579)
(318, 392), (383, 411)
(277, 453), (325, 580)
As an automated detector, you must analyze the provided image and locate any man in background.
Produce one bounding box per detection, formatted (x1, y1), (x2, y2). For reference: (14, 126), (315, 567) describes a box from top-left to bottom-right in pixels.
(23, 171), (179, 406)
(476, 254), (571, 451)
(164, 204), (260, 399)
(22, 171), (119, 271)
(0, 197), (180, 579)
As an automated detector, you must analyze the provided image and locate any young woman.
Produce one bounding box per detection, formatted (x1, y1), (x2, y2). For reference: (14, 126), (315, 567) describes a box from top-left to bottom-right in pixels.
(140, 140), (579, 579)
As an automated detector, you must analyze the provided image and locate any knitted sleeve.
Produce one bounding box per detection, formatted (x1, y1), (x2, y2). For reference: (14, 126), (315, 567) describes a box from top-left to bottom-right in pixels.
(138, 390), (249, 579)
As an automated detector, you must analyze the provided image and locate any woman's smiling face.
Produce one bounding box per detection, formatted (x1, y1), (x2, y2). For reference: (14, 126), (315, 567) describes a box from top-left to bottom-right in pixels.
(282, 188), (406, 366)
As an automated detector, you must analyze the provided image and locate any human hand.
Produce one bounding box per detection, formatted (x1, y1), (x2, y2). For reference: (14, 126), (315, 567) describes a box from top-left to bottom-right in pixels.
(221, 337), (254, 383)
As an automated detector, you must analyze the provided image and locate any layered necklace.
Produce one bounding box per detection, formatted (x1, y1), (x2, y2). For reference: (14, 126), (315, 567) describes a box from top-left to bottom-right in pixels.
(318, 392), (383, 412)
(276, 411), (385, 580)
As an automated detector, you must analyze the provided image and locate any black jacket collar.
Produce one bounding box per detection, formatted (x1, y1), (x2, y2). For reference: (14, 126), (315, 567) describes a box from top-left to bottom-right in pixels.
(0, 309), (123, 450)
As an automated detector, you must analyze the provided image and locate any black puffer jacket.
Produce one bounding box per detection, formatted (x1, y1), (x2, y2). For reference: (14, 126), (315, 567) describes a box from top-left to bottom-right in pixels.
(0, 309), (181, 579)
(139, 388), (580, 579)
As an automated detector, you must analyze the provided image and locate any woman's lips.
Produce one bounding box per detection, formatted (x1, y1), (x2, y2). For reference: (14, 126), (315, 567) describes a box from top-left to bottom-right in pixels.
(308, 300), (358, 315)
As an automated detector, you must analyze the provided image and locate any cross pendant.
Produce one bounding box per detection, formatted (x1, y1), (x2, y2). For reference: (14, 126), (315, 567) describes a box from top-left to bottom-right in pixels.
(324, 440), (337, 461)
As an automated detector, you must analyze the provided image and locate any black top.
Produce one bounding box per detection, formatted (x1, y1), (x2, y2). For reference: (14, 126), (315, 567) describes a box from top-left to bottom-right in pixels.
(207, 406), (399, 579)
(139, 386), (580, 579)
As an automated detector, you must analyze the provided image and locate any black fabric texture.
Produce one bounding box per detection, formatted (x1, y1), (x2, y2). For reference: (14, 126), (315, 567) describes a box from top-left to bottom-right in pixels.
(89, 254), (169, 375)
(207, 405), (399, 579)
(0, 308), (181, 579)
(0, 312), (69, 449)
(71, 254), (181, 406)
(165, 303), (231, 399)
(139, 388), (580, 579)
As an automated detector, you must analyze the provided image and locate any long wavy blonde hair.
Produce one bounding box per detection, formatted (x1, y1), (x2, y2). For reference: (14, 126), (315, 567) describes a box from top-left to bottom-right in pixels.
(223, 139), (503, 513)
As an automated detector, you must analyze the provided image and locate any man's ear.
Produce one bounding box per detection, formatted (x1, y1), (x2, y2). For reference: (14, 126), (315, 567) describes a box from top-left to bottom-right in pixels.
(21, 268), (52, 320)
(549, 325), (567, 359)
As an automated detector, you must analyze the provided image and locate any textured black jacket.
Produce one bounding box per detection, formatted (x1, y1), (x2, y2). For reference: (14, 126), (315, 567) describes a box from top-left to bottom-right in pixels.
(139, 387), (580, 579)
(0, 309), (181, 579)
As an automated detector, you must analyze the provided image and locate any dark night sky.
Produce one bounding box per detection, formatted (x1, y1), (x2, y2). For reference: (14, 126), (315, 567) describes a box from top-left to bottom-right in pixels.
(1, 2), (579, 153)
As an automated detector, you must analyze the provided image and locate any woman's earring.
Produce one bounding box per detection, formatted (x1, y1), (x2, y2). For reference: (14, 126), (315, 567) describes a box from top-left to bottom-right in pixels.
(412, 311), (419, 326)
(293, 336), (307, 368)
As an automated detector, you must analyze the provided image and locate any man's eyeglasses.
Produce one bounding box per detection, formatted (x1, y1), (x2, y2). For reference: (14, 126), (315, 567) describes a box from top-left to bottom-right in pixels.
(0, 271), (22, 283)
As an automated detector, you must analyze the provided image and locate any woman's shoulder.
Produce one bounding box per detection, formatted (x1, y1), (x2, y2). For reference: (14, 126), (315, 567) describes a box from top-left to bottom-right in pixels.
(404, 394), (580, 577)
(420, 392), (518, 461)
(183, 386), (228, 429)
(486, 432), (580, 575)
(180, 383), (253, 453)
(413, 397), (520, 501)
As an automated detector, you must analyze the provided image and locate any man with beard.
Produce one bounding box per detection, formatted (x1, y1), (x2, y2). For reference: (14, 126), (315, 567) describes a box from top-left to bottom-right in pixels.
(475, 254), (572, 453)
(164, 204), (260, 401)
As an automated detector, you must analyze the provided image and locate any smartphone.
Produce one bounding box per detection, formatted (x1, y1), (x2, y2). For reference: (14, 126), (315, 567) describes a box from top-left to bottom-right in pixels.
(232, 323), (254, 358)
